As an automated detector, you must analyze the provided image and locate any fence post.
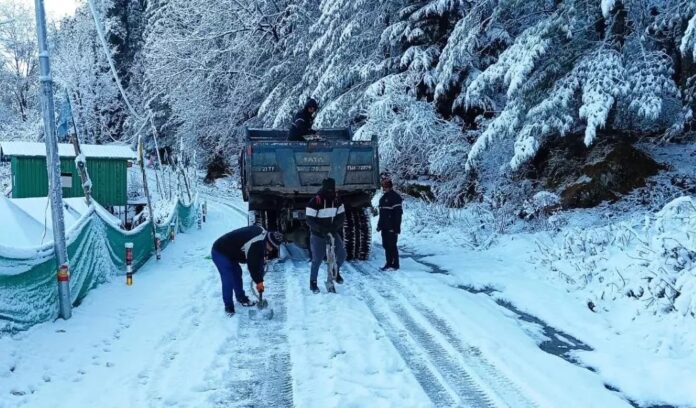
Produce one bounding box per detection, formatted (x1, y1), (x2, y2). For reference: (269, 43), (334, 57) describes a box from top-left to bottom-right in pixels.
(125, 243), (133, 286)
(138, 137), (159, 261)
(202, 200), (207, 223)
(197, 206), (202, 230)
(170, 222), (176, 241)
(57, 264), (70, 313)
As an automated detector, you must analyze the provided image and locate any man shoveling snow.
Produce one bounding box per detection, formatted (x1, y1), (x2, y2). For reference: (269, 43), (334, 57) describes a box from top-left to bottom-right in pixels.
(211, 226), (284, 315)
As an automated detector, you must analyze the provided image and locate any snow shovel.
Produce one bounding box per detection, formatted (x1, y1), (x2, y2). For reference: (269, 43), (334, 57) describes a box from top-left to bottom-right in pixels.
(248, 282), (274, 320)
(325, 234), (338, 294)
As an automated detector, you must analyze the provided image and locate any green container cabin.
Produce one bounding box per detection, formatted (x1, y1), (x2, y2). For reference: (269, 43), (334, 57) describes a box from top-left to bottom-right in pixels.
(0, 142), (135, 207)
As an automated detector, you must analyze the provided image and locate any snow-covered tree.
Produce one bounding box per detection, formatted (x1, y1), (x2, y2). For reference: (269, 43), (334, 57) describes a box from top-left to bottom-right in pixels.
(0, 0), (37, 125)
(51, 7), (124, 144)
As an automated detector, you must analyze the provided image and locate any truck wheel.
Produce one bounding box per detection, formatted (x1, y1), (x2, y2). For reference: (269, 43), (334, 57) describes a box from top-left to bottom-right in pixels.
(250, 210), (278, 231)
(356, 208), (371, 260)
(343, 209), (357, 260)
(343, 208), (371, 261)
(249, 210), (258, 226)
(264, 210), (279, 231)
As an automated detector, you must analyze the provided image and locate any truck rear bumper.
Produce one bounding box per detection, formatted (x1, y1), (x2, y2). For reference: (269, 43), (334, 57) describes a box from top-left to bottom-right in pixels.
(248, 189), (375, 211)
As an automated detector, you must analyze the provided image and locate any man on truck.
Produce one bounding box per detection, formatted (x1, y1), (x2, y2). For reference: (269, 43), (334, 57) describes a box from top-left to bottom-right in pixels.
(306, 178), (346, 293)
(288, 98), (319, 141)
(211, 226), (284, 315)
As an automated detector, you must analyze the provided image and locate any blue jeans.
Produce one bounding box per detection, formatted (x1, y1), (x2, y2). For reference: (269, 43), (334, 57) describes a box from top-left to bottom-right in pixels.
(310, 234), (346, 282)
(211, 249), (247, 307)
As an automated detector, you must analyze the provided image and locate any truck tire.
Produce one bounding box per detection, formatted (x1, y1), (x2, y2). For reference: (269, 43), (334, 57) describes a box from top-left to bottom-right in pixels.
(356, 208), (371, 260)
(250, 210), (279, 231)
(344, 208), (371, 261)
(343, 209), (357, 260)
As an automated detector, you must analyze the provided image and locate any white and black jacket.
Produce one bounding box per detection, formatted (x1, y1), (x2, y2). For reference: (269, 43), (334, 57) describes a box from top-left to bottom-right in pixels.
(306, 190), (345, 237)
(212, 225), (266, 283)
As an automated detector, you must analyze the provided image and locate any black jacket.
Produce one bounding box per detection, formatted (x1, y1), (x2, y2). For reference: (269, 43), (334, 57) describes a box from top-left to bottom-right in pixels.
(377, 190), (403, 234)
(212, 225), (266, 283)
(288, 109), (316, 141)
(306, 189), (345, 237)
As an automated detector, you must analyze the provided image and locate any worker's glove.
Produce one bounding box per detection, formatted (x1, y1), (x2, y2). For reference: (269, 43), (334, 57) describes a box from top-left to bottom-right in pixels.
(256, 282), (265, 294)
(370, 207), (379, 216)
(376, 226), (382, 232)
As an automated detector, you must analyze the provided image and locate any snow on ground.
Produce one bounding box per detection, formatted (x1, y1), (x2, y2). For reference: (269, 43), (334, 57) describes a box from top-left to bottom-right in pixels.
(1, 177), (693, 408)
(396, 194), (696, 407)
(0, 201), (241, 408)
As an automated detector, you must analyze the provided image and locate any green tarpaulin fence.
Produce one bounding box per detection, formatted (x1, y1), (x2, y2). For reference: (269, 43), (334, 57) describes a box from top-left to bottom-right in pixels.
(0, 197), (199, 335)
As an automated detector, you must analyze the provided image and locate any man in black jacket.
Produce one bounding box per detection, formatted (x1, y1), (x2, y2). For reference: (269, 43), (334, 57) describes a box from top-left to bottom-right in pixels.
(288, 98), (319, 141)
(211, 226), (284, 315)
(306, 178), (347, 293)
(377, 176), (403, 271)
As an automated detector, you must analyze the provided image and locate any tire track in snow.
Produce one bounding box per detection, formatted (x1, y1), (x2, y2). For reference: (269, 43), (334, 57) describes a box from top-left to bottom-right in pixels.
(347, 263), (493, 407)
(211, 260), (293, 407)
(351, 262), (538, 408)
(203, 196), (294, 407)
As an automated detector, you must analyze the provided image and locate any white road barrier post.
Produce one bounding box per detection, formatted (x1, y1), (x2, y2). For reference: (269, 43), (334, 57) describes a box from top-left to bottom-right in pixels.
(125, 243), (134, 286)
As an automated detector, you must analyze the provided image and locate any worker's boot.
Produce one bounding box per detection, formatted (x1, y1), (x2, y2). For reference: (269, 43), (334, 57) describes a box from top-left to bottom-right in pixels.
(335, 270), (344, 284)
(310, 280), (320, 294)
(224, 305), (236, 316)
(238, 297), (257, 307)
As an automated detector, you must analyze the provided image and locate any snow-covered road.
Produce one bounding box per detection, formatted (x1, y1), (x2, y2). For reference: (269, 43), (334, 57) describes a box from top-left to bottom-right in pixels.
(1, 200), (639, 407)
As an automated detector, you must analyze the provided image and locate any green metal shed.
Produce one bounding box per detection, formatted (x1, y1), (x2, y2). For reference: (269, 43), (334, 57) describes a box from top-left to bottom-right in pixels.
(0, 141), (136, 207)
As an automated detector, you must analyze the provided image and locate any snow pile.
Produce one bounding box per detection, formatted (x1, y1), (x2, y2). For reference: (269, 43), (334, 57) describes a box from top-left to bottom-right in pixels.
(537, 196), (696, 317)
(398, 197), (499, 250)
(152, 199), (178, 226)
(0, 197), (99, 249)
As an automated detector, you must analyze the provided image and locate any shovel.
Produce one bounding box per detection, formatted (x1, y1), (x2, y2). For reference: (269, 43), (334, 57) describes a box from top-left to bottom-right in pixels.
(248, 283), (274, 320)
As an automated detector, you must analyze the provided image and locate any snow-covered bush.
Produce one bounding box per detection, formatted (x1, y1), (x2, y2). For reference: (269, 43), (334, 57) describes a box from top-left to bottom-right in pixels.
(521, 191), (563, 230)
(401, 197), (498, 250)
(536, 197), (696, 317)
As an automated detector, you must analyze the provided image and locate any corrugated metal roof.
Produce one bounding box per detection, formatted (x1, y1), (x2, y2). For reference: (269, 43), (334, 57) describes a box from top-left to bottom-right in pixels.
(0, 141), (135, 159)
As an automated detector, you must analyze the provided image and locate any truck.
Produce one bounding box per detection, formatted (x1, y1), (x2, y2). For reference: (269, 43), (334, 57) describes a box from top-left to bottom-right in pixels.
(240, 128), (379, 260)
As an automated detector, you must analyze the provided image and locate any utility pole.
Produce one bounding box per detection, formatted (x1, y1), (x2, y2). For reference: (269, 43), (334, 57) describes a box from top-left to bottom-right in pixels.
(67, 95), (93, 206)
(34, 0), (71, 319)
(138, 136), (159, 259)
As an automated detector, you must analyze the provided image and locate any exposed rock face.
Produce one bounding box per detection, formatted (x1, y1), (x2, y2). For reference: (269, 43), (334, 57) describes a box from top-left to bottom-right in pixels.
(530, 135), (662, 209)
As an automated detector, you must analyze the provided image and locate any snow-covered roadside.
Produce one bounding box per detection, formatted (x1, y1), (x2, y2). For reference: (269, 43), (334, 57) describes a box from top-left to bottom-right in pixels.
(0, 201), (244, 408)
(392, 195), (696, 407)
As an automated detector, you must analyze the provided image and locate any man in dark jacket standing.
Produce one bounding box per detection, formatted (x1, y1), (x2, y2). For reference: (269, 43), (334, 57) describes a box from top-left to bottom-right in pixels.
(306, 178), (347, 293)
(211, 226), (284, 315)
(377, 176), (403, 271)
(288, 98), (319, 141)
